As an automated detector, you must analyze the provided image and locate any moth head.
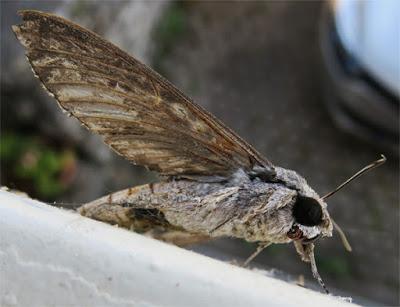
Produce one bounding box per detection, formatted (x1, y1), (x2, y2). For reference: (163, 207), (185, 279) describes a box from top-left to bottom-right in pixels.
(287, 155), (386, 250)
(287, 195), (332, 244)
(271, 166), (332, 243)
(286, 156), (385, 293)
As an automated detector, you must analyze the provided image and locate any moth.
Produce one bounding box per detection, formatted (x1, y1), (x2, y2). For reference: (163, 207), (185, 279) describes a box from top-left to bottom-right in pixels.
(13, 10), (385, 293)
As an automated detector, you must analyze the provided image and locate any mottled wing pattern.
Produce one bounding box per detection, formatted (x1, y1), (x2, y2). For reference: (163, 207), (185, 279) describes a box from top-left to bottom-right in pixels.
(13, 10), (272, 178)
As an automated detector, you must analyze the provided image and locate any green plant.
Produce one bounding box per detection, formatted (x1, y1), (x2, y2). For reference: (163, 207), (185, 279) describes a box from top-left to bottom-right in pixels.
(0, 133), (75, 198)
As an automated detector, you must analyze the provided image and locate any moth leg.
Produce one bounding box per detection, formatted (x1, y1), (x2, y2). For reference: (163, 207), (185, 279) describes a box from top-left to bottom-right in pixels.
(295, 242), (329, 294)
(243, 241), (271, 267)
(304, 243), (329, 294)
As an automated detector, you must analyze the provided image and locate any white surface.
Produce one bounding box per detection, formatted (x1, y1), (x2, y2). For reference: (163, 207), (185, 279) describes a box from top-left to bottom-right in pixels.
(334, 0), (400, 96)
(0, 190), (355, 307)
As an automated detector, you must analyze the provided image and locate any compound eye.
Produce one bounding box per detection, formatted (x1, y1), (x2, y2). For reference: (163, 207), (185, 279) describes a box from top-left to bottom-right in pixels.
(293, 196), (323, 226)
(287, 225), (303, 240)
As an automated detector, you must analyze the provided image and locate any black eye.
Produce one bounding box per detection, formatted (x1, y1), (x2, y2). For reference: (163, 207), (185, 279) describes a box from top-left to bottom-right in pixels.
(293, 195), (323, 226)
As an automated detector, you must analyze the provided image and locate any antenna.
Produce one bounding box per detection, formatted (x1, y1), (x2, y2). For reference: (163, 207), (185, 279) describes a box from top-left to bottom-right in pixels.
(332, 219), (352, 252)
(321, 155), (386, 200)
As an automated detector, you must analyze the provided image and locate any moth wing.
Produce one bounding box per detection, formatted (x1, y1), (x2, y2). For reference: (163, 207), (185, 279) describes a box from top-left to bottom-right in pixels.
(13, 10), (272, 178)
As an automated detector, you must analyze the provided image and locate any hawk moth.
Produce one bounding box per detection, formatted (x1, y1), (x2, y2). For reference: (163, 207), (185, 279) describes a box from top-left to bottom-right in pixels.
(13, 10), (385, 293)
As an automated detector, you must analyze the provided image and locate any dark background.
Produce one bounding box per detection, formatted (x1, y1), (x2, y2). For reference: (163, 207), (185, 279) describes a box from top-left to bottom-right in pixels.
(1, 1), (399, 305)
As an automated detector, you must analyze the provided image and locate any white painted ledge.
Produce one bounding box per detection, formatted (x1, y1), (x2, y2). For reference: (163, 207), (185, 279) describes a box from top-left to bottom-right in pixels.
(0, 190), (355, 307)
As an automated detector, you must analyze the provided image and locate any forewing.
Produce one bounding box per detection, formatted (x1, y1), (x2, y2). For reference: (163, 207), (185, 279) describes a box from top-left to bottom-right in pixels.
(13, 10), (272, 178)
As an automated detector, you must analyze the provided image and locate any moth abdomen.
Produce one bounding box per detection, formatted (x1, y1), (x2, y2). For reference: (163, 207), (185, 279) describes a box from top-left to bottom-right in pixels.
(130, 208), (170, 228)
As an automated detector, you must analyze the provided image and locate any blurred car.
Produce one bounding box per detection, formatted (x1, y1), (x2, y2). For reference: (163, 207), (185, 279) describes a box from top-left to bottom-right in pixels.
(319, 0), (399, 155)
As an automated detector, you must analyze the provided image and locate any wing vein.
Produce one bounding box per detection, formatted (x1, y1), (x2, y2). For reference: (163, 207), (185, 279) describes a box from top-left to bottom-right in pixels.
(14, 10), (273, 179)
